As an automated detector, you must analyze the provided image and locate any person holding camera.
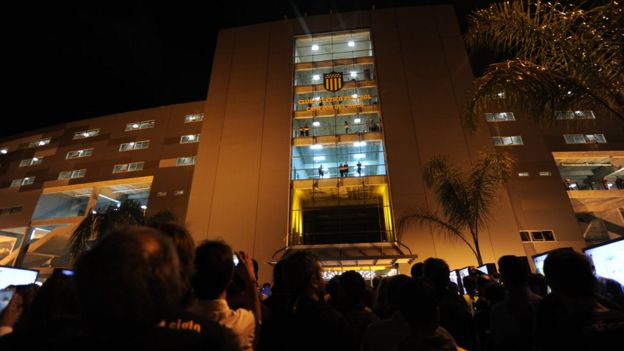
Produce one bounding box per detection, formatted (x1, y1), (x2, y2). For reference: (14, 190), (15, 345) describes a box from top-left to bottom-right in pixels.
(191, 241), (261, 351)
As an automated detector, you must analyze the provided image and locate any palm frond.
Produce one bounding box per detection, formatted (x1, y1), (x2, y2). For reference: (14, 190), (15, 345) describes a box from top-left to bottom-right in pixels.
(69, 211), (99, 259)
(422, 157), (471, 229)
(400, 212), (478, 259)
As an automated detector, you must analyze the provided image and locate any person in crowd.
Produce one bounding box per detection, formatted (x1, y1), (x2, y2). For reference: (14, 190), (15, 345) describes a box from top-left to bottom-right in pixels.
(0, 290), (23, 337)
(592, 266), (624, 310)
(258, 260), (290, 351)
(488, 255), (542, 351)
(411, 262), (424, 278)
(362, 275), (411, 351)
(396, 278), (460, 351)
(76, 226), (223, 349)
(260, 251), (355, 351)
(473, 274), (504, 348)
(325, 275), (343, 310)
(462, 276), (477, 316)
(423, 258), (477, 351)
(534, 249), (624, 350)
(191, 241), (260, 351)
(527, 273), (549, 297)
(337, 271), (380, 346)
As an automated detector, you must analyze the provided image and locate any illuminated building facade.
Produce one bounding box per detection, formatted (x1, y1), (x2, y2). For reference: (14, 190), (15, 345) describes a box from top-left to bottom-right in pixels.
(1, 5), (622, 282)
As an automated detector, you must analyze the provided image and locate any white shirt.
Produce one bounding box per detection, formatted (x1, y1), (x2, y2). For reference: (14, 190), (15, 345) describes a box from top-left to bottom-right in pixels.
(190, 299), (255, 351)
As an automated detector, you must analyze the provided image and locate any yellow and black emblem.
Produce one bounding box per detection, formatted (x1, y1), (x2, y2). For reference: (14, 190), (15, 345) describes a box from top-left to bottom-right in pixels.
(324, 71), (343, 92)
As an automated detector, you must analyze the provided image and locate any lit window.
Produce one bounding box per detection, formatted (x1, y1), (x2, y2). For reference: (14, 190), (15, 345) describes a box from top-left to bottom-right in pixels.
(11, 177), (35, 187)
(73, 128), (100, 139)
(58, 169), (86, 180)
(66, 148), (94, 159)
(112, 162), (144, 173)
(173, 190), (184, 196)
(563, 134), (607, 144)
(125, 120), (155, 131)
(119, 140), (150, 151)
(555, 110), (596, 120)
(184, 114), (204, 123)
(19, 157), (43, 167)
(485, 112), (515, 122)
(492, 136), (523, 146)
(156, 191), (167, 197)
(521, 230), (556, 242)
(176, 156), (196, 166)
(539, 171), (552, 176)
(180, 134), (200, 144)
(518, 172), (529, 177)
(28, 138), (51, 148)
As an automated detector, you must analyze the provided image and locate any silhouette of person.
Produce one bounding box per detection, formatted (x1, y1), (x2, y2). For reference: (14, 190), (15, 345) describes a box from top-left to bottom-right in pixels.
(318, 165), (324, 178)
(344, 162), (349, 177)
(356, 161), (362, 176)
(344, 121), (349, 134)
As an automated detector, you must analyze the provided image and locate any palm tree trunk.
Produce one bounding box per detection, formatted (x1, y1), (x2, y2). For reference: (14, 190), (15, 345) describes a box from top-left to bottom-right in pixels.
(473, 233), (484, 266)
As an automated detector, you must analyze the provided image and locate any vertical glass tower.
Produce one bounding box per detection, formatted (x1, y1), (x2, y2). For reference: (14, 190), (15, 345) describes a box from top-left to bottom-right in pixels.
(289, 30), (394, 246)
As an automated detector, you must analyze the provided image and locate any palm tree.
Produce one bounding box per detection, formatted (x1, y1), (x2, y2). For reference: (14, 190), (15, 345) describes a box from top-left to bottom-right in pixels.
(399, 152), (514, 265)
(68, 199), (145, 259)
(464, 0), (623, 130)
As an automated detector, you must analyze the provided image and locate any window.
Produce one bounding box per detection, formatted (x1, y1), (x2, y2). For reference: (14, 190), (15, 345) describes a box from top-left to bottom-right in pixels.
(66, 148), (94, 159)
(539, 171), (552, 176)
(119, 140), (150, 152)
(112, 162), (144, 173)
(0, 206), (22, 216)
(555, 110), (596, 120)
(518, 172), (529, 177)
(520, 230), (556, 242)
(180, 134), (200, 144)
(173, 190), (185, 196)
(125, 120), (155, 131)
(28, 138), (51, 148)
(19, 157), (43, 167)
(73, 128), (100, 140)
(58, 169), (86, 180)
(492, 136), (523, 146)
(156, 191), (167, 197)
(563, 134), (607, 144)
(485, 112), (515, 122)
(184, 114), (204, 123)
(176, 156), (196, 166)
(10, 177), (35, 187)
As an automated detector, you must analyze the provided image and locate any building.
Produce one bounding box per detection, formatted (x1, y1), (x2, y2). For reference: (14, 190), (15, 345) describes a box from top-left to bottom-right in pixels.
(1, 5), (622, 283)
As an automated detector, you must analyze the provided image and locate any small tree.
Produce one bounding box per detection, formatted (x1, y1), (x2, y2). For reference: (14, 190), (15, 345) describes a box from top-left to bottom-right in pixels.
(464, 0), (623, 130)
(68, 199), (145, 259)
(399, 152), (514, 265)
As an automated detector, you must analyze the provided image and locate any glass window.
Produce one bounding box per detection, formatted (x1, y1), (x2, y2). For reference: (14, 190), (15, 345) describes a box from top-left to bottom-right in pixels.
(564, 134), (607, 144)
(112, 164), (128, 173)
(294, 30), (373, 63)
(112, 162), (144, 173)
(173, 190), (184, 196)
(58, 169), (86, 180)
(518, 172), (529, 177)
(125, 120), (155, 131)
(156, 191), (167, 197)
(184, 114), (204, 123)
(28, 138), (51, 148)
(539, 171), (552, 176)
(66, 148), (94, 159)
(519, 231), (530, 242)
(492, 136), (523, 146)
(485, 112), (515, 122)
(73, 128), (100, 140)
(176, 156), (196, 166)
(19, 157), (43, 167)
(556, 110), (596, 120)
(11, 177), (35, 187)
(180, 134), (200, 144)
(119, 140), (150, 152)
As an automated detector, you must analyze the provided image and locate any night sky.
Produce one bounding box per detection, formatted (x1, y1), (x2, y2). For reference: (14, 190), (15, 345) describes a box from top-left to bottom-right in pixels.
(3, 0), (498, 140)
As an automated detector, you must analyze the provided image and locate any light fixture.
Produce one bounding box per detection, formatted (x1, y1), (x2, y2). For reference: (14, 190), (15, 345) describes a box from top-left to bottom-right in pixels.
(352, 94), (358, 99)
(312, 121), (321, 127)
(314, 96), (321, 101)
(354, 118), (361, 123)
(32, 157), (39, 162)
(92, 210), (97, 214)
(350, 71), (357, 78)
(313, 156), (326, 161)
(310, 144), (323, 150)
(140, 205), (147, 210)
(353, 141), (366, 147)
(129, 142), (135, 146)
(132, 123), (139, 128)
(354, 154), (366, 159)
(0, 149), (6, 154)
(312, 75), (320, 81)
(187, 135), (195, 140)
(348, 40), (355, 47)
(39, 141), (46, 146)
(311, 44), (319, 51)
(570, 183), (577, 188)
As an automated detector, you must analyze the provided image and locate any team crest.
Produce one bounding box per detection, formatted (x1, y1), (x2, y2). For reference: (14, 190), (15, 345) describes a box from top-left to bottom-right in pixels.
(324, 71), (343, 92)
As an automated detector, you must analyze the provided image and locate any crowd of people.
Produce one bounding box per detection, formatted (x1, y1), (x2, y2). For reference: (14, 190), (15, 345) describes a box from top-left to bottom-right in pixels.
(1, 216), (623, 350)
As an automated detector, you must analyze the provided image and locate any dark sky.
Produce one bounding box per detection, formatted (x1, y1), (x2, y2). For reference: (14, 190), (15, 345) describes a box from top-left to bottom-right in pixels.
(3, 0), (497, 139)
